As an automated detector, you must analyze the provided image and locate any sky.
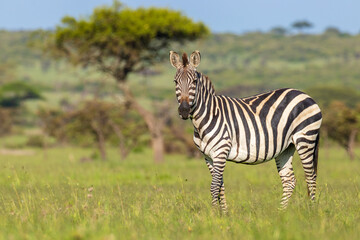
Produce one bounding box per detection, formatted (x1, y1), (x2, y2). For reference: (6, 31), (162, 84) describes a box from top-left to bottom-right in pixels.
(0, 0), (359, 34)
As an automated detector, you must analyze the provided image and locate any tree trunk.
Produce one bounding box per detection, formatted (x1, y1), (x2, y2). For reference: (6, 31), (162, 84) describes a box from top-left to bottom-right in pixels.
(91, 120), (107, 161)
(108, 119), (129, 160)
(347, 128), (358, 160)
(152, 132), (165, 162)
(118, 83), (164, 163)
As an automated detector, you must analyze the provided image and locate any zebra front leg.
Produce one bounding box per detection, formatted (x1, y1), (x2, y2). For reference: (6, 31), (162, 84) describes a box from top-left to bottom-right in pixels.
(219, 179), (227, 214)
(275, 144), (296, 210)
(206, 159), (227, 213)
(208, 158), (227, 213)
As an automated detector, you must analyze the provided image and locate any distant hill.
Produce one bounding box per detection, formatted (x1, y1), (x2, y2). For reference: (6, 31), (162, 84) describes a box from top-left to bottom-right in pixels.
(184, 32), (360, 93)
(0, 30), (42, 65)
(1, 30), (360, 103)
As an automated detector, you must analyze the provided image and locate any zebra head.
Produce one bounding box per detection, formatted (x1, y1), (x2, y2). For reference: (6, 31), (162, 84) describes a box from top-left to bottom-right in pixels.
(169, 50), (201, 120)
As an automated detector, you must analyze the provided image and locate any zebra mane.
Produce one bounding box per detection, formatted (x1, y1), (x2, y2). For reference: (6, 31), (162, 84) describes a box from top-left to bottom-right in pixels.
(198, 72), (216, 95)
(182, 53), (189, 67)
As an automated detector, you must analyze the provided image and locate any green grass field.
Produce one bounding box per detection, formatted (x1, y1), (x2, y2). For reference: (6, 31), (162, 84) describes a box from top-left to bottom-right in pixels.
(0, 147), (359, 240)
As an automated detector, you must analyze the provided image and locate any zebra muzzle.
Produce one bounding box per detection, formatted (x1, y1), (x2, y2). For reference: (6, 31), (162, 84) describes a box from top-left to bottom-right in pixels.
(178, 101), (190, 119)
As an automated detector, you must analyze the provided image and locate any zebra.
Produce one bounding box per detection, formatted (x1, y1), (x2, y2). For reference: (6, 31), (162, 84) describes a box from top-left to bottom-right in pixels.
(169, 50), (322, 212)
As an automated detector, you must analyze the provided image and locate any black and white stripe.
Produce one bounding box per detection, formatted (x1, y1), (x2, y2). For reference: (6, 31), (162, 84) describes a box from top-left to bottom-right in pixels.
(170, 51), (322, 211)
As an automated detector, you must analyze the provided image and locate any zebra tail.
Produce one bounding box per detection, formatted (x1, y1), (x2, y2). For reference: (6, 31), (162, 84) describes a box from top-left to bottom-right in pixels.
(313, 132), (320, 175)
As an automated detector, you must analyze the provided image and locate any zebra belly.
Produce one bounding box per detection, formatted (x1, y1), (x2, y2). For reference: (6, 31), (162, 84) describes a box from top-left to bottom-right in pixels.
(226, 145), (265, 164)
(193, 131), (291, 164)
(226, 141), (289, 165)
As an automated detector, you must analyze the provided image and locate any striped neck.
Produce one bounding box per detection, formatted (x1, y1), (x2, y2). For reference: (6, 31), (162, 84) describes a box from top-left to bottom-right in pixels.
(190, 72), (216, 122)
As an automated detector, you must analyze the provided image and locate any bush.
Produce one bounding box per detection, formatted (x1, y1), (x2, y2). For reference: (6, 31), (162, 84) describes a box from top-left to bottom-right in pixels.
(0, 81), (42, 108)
(38, 100), (149, 158)
(26, 135), (45, 148)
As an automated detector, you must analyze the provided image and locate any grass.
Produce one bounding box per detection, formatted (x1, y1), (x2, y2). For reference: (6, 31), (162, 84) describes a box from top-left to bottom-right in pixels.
(0, 147), (359, 239)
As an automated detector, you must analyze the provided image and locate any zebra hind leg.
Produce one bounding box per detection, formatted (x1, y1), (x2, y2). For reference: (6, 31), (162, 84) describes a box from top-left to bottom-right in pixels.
(275, 144), (296, 210)
(295, 132), (320, 202)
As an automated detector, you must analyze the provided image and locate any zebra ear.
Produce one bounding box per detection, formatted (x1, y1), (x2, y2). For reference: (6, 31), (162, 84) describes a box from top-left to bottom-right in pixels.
(190, 50), (201, 68)
(169, 51), (181, 68)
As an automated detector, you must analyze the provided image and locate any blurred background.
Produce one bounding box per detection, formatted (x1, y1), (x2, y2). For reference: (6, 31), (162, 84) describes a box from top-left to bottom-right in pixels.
(1, 1), (360, 239)
(0, 0), (359, 162)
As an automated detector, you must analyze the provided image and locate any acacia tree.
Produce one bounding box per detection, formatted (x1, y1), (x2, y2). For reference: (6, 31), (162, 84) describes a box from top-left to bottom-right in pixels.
(291, 20), (313, 34)
(46, 1), (209, 162)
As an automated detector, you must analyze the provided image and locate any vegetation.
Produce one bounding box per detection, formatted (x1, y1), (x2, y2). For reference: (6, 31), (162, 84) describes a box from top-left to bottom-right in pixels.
(291, 20), (313, 33)
(0, 2), (359, 239)
(306, 86), (360, 109)
(322, 101), (360, 160)
(43, 0), (209, 163)
(2, 26), (360, 158)
(39, 100), (148, 160)
(0, 147), (359, 239)
(0, 81), (42, 136)
(0, 81), (41, 108)
(0, 108), (12, 136)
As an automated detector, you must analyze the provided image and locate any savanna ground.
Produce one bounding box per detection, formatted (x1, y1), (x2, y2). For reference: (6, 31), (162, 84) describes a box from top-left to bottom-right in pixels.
(0, 146), (359, 240)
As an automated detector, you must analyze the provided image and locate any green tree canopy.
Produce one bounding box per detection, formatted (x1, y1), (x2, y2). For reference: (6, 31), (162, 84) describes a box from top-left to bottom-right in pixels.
(51, 1), (209, 81)
(0, 81), (42, 108)
(291, 20), (313, 33)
